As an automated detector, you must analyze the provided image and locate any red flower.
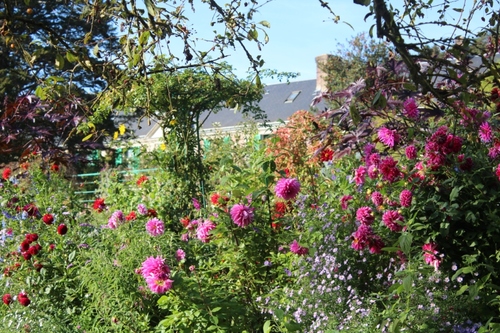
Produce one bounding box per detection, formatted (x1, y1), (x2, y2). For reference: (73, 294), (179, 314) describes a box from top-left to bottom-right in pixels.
(147, 209), (157, 217)
(57, 224), (68, 235)
(320, 148), (334, 162)
(42, 213), (54, 225)
(20, 240), (30, 252)
(48, 244), (55, 251)
(2, 294), (12, 305)
(17, 292), (30, 306)
(180, 217), (190, 228)
(125, 211), (137, 221)
(22, 252), (32, 261)
(25, 233), (38, 243)
(27, 245), (40, 256)
(23, 203), (39, 217)
(93, 198), (106, 212)
(136, 175), (148, 186)
(50, 164), (59, 172)
(34, 262), (43, 271)
(2, 168), (11, 180)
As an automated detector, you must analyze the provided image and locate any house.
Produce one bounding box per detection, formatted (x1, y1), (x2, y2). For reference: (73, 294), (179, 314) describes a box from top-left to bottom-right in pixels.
(110, 55), (330, 160)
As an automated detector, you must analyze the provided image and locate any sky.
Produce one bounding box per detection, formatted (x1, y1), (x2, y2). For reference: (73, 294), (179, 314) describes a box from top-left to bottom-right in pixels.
(146, 1), (489, 85)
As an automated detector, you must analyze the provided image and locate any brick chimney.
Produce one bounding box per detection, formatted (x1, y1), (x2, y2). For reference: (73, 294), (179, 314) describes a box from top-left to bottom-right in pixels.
(315, 54), (332, 92)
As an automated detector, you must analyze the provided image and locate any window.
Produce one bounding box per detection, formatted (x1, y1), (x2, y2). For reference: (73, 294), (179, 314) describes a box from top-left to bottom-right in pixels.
(285, 90), (301, 103)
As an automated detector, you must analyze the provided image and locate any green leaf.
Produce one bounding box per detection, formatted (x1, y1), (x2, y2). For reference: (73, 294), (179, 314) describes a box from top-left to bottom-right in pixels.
(66, 51), (78, 63)
(211, 307), (221, 313)
(399, 233), (412, 254)
(82, 134), (93, 142)
(353, 0), (371, 5)
(139, 31), (151, 46)
(263, 320), (271, 333)
(55, 53), (65, 70)
(68, 250), (76, 262)
(456, 285), (469, 296)
(259, 21), (271, 28)
(402, 274), (413, 292)
(450, 186), (461, 202)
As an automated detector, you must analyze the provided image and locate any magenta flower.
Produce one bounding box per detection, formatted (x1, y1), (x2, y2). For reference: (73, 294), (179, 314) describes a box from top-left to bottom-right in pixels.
(382, 210), (404, 232)
(367, 165), (378, 179)
(479, 122), (493, 143)
(379, 156), (401, 183)
(356, 206), (375, 225)
(403, 98), (419, 119)
(175, 249), (186, 261)
(354, 165), (366, 186)
(230, 204), (254, 227)
(141, 256), (170, 279)
(275, 178), (301, 200)
(145, 276), (174, 294)
(368, 235), (385, 254)
(422, 242), (441, 271)
(399, 189), (413, 208)
(196, 220), (216, 243)
(371, 191), (384, 207)
(289, 240), (309, 255)
(107, 210), (125, 229)
(405, 145), (417, 160)
(137, 204), (148, 215)
(340, 195), (353, 210)
(351, 224), (374, 251)
(496, 164), (500, 181)
(378, 127), (400, 148)
(146, 218), (165, 236)
(192, 198), (201, 210)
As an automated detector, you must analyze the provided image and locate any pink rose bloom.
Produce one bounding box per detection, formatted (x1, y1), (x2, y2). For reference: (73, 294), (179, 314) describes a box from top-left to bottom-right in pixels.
(196, 220), (216, 243)
(382, 210), (404, 232)
(146, 218), (165, 236)
(378, 127), (400, 148)
(399, 189), (413, 208)
(230, 204), (254, 227)
(275, 178), (301, 201)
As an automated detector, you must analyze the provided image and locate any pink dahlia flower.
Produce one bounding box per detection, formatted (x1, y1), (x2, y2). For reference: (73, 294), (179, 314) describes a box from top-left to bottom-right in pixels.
(141, 256), (170, 279)
(405, 145), (417, 160)
(230, 204), (254, 227)
(356, 206), (375, 225)
(378, 127), (400, 148)
(479, 122), (493, 143)
(146, 218), (165, 236)
(145, 276), (174, 294)
(289, 240), (309, 255)
(275, 178), (301, 200)
(340, 195), (353, 210)
(382, 210), (404, 232)
(175, 249), (186, 261)
(403, 98), (419, 119)
(422, 242), (441, 271)
(399, 190), (413, 208)
(351, 224), (373, 251)
(137, 204), (148, 215)
(371, 191), (384, 207)
(196, 220), (216, 243)
(354, 165), (367, 186)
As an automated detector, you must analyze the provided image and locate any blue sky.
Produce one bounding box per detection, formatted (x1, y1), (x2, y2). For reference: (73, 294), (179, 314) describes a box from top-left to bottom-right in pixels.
(151, 1), (488, 84)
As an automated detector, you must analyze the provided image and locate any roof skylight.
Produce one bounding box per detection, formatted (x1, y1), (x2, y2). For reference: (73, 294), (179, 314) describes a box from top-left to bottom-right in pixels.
(284, 90), (301, 103)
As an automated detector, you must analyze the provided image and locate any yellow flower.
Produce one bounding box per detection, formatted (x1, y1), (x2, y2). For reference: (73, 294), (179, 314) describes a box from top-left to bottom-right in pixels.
(118, 124), (126, 135)
(160, 143), (166, 151)
(113, 131), (119, 140)
(169, 119), (177, 126)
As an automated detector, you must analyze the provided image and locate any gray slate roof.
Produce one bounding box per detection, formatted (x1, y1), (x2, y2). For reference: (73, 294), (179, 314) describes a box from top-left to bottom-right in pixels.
(199, 79), (326, 129)
(119, 79), (327, 138)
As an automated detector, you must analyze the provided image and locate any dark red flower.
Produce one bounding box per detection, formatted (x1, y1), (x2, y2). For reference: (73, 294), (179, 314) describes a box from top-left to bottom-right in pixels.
(57, 224), (68, 235)
(22, 252), (32, 261)
(491, 87), (499, 102)
(42, 213), (54, 225)
(93, 198), (106, 212)
(23, 203), (39, 217)
(320, 148), (334, 162)
(34, 262), (43, 272)
(147, 209), (157, 217)
(48, 244), (55, 251)
(2, 294), (12, 305)
(50, 164), (59, 172)
(25, 233), (38, 243)
(20, 240), (30, 252)
(17, 292), (30, 306)
(2, 168), (11, 180)
(27, 245), (40, 256)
